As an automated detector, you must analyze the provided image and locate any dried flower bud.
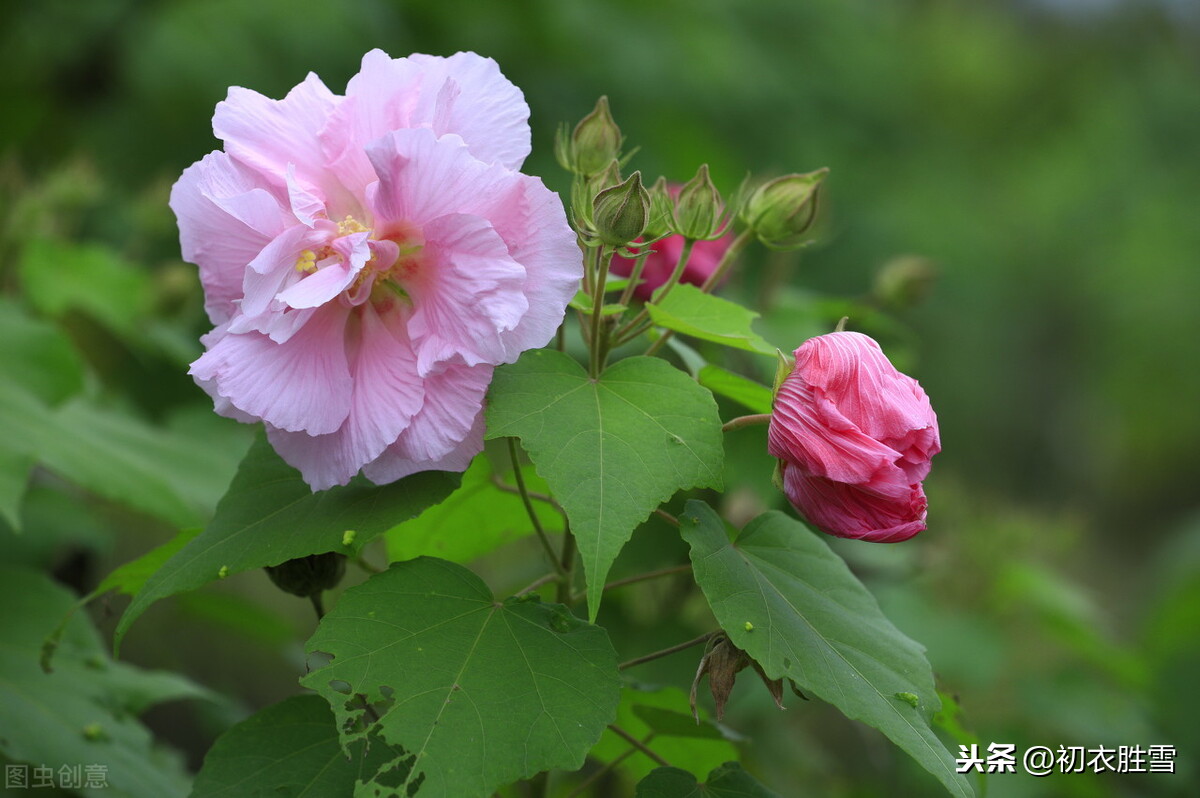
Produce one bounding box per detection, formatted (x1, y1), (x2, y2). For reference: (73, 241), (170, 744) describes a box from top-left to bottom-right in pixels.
(265, 552), (347, 598)
(673, 164), (725, 240)
(593, 170), (649, 247)
(740, 168), (828, 250)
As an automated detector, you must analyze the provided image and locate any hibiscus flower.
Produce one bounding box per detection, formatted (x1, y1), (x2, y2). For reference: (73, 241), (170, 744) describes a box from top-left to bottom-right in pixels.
(172, 50), (581, 489)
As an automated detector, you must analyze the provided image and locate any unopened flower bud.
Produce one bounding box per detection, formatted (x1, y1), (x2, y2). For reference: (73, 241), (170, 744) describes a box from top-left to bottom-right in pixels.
(643, 176), (676, 239)
(593, 170), (649, 247)
(557, 96), (623, 176)
(673, 164), (725, 240)
(264, 552), (347, 598)
(740, 168), (828, 250)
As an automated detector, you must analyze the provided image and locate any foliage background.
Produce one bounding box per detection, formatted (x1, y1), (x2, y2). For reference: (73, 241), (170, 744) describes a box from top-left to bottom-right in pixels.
(1, 0), (1198, 795)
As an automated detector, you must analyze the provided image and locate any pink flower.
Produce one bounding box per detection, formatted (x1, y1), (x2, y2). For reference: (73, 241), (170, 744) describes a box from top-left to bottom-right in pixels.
(171, 50), (581, 490)
(611, 233), (735, 301)
(767, 332), (940, 542)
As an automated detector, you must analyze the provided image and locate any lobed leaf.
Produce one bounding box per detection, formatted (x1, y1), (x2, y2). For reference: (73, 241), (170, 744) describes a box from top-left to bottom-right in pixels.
(486, 350), (724, 619)
(301, 557), (620, 797)
(646, 284), (777, 354)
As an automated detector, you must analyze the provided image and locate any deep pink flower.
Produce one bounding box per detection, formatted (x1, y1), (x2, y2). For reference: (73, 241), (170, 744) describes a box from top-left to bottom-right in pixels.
(767, 332), (940, 542)
(172, 50), (581, 489)
(611, 233), (735, 301)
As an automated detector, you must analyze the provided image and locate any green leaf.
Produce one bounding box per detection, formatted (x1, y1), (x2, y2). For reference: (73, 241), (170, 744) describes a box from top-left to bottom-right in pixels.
(697, 365), (773, 414)
(486, 350), (724, 619)
(646, 284), (776, 354)
(301, 557), (620, 798)
(570, 289), (628, 316)
(114, 434), (461, 651)
(0, 445), (32, 532)
(680, 501), (974, 798)
(98, 527), (203, 598)
(0, 378), (251, 529)
(385, 455), (558, 564)
(0, 566), (209, 798)
(191, 695), (399, 798)
(589, 686), (738, 785)
(19, 238), (153, 337)
(0, 297), (85, 405)
(635, 762), (781, 797)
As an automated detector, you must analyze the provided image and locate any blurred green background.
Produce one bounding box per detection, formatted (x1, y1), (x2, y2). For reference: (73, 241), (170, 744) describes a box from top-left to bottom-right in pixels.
(2, 0), (1198, 796)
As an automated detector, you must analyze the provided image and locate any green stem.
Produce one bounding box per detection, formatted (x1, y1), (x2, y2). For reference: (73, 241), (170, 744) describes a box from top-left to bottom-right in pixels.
(557, 528), (577, 605)
(616, 248), (652, 308)
(607, 724), (672, 767)
(611, 238), (697, 345)
(589, 246), (614, 377)
(619, 631), (716, 671)
(566, 736), (651, 797)
(699, 228), (754, 293)
(603, 563), (691, 592)
(310, 592), (325, 621)
(508, 438), (565, 576)
(721, 413), (772, 432)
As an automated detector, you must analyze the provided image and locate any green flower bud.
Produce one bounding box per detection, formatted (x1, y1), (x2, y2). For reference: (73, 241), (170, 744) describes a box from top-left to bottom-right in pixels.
(264, 552), (346, 598)
(873, 255), (937, 308)
(673, 164), (725, 240)
(592, 170), (649, 247)
(643, 176), (676, 239)
(740, 168), (828, 250)
(556, 96), (623, 176)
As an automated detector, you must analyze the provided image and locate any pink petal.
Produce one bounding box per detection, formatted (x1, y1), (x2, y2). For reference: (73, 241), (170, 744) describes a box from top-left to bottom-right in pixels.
(782, 466), (927, 543)
(768, 375), (909, 496)
(170, 152), (288, 325)
(366, 127), (579, 366)
(214, 72), (338, 191)
(239, 224), (331, 320)
(362, 363), (490, 484)
(404, 213), (528, 374)
(405, 52), (531, 170)
(264, 304), (425, 490)
(338, 50), (530, 171)
(274, 231), (371, 309)
(190, 303), (353, 435)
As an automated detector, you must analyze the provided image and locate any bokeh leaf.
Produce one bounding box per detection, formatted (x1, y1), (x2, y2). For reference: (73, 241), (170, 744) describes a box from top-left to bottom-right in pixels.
(647, 284), (776, 354)
(191, 694), (399, 798)
(634, 762), (781, 797)
(680, 501), (973, 798)
(0, 566), (208, 798)
(589, 686), (738, 788)
(114, 434), (460, 650)
(301, 557), (620, 798)
(486, 350), (723, 619)
(385, 455), (557, 564)
(697, 365), (773, 414)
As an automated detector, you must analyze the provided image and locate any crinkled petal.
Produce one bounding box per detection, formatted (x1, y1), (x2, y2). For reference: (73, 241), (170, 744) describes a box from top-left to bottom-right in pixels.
(366, 127), (579, 364)
(799, 332), (939, 457)
(334, 49), (529, 172)
(264, 304), (425, 490)
(783, 465), (927, 543)
(214, 72), (337, 190)
(404, 213), (527, 374)
(190, 303), (353, 435)
(170, 152), (288, 324)
(362, 362), (491, 483)
(275, 232), (371, 309)
(239, 224), (331, 319)
(768, 376), (909, 497)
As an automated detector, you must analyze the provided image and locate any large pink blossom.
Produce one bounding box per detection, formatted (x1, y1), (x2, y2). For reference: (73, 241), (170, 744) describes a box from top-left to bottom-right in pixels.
(172, 50), (581, 489)
(767, 332), (940, 542)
